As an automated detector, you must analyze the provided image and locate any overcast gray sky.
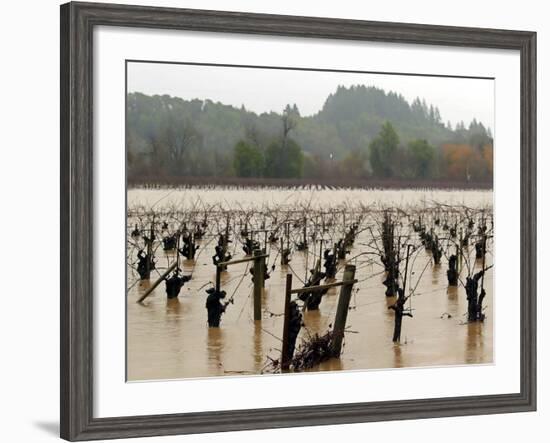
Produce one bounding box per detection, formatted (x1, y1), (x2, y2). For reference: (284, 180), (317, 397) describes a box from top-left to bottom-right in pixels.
(127, 61), (494, 130)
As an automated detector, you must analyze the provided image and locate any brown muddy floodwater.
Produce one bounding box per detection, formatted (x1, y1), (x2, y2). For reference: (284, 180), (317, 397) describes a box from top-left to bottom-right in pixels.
(126, 187), (493, 381)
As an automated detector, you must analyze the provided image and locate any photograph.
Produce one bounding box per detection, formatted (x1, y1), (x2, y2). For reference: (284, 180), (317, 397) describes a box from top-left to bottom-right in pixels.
(125, 61), (495, 381)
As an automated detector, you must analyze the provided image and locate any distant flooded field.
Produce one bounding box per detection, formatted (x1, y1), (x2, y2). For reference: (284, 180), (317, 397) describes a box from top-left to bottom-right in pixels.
(126, 186), (493, 381)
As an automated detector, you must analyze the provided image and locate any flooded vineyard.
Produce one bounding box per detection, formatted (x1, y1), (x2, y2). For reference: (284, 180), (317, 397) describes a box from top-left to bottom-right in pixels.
(127, 186), (493, 381)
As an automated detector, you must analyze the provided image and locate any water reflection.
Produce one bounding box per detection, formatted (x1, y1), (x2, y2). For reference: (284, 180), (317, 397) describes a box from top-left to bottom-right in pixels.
(316, 357), (343, 373)
(432, 263), (441, 285)
(207, 327), (224, 372)
(447, 285), (458, 299)
(166, 297), (181, 316)
(253, 322), (263, 370)
(393, 343), (404, 368)
(303, 309), (323, 330)
(126, 188), (494, 381)
(465, 321), (485, 364)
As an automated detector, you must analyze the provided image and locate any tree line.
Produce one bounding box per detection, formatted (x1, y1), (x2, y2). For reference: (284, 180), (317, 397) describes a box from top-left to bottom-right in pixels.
(127, 86), (493, 185)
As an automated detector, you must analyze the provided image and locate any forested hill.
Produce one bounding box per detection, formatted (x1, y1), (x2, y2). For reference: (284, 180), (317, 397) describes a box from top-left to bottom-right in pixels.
(127, 86), (493, 185)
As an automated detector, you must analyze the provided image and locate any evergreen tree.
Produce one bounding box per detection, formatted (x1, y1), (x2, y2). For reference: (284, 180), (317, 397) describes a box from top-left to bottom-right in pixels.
(368, 122), (400, 178)
(233, 140), (264, 177)
(408, 139), (435, 178)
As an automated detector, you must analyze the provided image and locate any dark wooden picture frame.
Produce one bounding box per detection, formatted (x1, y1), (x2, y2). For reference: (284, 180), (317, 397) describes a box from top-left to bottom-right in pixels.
(60, 1), (537, 440)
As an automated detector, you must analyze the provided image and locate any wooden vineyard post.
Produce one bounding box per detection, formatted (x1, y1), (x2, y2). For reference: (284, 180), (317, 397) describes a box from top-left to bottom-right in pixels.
(144, 221), (154, 279)
(261, 249), (267, 289)
(176, 233), (180, 270)
(189, 233), (196, 260)
(286, 223), (290, 253)
(281, 223), (291, 265)
(318, 240), (323, 273)
(456, 243), (460, 274)
(224, 215), (230, 246)
(331, 264), (357, 358)
(215, 264), (221, 293)
(303, 218), (306, 248)
(215, 252), (269, 317)
(253, 249), (263, 321)
(221, 215), (230, 268)
(403, 244), (412, 292)
(281, 273), (293, 370)
(480, 233), (486, 291)
(302, 217), (307, 250)
(459, 228), (463, 273)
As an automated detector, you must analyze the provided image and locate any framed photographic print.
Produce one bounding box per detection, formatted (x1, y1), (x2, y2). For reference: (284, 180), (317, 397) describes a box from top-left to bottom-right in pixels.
(60, 1), (536, 441)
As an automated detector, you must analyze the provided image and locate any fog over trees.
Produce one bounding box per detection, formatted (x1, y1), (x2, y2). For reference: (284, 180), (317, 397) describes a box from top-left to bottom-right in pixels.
(127, 85), (493, 185)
